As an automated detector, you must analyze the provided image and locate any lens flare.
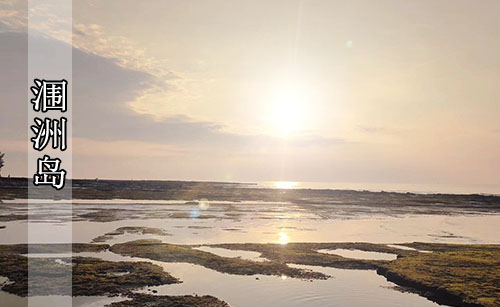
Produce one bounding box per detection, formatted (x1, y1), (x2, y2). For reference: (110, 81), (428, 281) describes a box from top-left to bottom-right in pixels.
(199, 199), (210, 210)
(189, 210), (200, 218)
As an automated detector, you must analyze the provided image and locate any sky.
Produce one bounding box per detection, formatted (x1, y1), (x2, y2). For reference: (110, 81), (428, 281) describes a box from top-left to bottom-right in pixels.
(1, 0), (499, 190)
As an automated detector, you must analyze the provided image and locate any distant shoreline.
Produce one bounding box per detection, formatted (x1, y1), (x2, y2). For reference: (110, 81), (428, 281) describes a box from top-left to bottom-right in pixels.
(0, 176), (499, 197)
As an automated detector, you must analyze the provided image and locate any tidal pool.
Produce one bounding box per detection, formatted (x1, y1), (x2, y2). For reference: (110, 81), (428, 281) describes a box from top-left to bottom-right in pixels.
(137, 262), (441, 307)
(386, 244), (432, 253)
(193, 246), (267, 262)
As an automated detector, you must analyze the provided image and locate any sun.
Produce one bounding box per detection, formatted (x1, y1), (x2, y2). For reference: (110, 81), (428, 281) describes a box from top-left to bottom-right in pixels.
(269, 81), (310, 135)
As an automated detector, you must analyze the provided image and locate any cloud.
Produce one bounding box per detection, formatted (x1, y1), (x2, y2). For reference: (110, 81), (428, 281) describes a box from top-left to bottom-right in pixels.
(1, 32), (343, 152)
(1, 1), (190, 123)
(0, 13), (347, 180)
(72, 22), (203, 121)
(72, 23), (173, 79)
(71, 22), (215, 122)
(0, 0), (26, 32)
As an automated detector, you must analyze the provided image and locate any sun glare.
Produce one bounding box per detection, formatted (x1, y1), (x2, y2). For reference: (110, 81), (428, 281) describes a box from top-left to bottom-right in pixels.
(279, 232), (290, 245)
(274, 181), (298, 189)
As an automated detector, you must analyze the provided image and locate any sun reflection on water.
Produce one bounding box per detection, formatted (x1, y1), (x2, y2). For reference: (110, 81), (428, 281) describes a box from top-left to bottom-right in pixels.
(279, 232), (290, 245)
(274, 181), (298, 189)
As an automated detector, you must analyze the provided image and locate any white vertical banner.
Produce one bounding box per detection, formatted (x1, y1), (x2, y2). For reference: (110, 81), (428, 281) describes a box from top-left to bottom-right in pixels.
(28, 0), (72, 305)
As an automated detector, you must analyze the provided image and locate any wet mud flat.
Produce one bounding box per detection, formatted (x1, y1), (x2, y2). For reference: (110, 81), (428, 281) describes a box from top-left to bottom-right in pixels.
(1, 178), (500, 219)
(0, 240), (499, 307)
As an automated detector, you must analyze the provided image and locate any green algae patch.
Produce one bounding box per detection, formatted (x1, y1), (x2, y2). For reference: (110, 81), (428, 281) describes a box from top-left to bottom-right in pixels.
(0, 254), (28, 295)
(92, 226), (171, 243)
(0, 243), (110, 255)
(105, 293), (230, 307)
(0, 255), (179, 297)
(110, 240), (328, 280)
(378, 243), (500, 307)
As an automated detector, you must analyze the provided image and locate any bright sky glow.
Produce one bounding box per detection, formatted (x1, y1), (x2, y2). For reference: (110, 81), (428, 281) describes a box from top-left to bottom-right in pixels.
(1, 0), (499, 191)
